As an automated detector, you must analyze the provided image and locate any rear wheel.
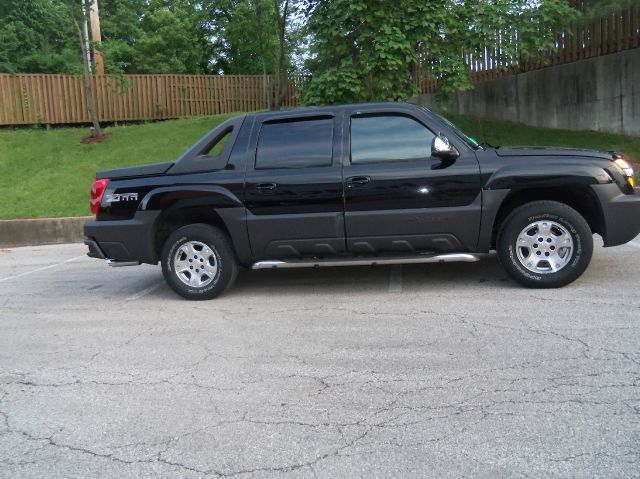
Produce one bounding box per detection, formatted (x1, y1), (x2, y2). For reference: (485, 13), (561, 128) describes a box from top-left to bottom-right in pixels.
(161, 224), (238, 300)
(497, 201), (593, 288)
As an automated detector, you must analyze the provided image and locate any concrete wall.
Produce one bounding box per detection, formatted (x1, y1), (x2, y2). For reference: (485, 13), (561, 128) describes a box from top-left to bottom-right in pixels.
(0, 217), (90, 248)
(418, 48), (640, 136)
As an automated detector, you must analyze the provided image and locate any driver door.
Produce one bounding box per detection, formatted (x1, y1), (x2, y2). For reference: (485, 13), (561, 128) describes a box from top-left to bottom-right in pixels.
(342, 109), (482, 254)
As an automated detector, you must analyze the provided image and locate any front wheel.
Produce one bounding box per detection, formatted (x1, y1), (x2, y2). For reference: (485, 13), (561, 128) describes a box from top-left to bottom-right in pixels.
(497, 201), (593, 288)
(161, 224), (238, 300)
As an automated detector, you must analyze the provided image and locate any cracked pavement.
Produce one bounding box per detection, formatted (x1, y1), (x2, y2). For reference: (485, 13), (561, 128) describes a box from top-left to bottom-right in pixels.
(0, 238), (639, 478)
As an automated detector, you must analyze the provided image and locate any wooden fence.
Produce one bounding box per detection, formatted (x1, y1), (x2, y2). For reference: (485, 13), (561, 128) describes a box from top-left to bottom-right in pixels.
(415, 2), (640, 93)
(0, 74), (298, 126)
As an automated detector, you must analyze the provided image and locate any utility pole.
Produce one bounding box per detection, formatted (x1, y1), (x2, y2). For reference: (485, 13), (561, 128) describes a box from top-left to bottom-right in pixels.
(89, 0), (104, 74)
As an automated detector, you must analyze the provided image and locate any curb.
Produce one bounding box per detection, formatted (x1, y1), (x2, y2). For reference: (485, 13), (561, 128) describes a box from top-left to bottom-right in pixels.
(0, 216), (91, 248)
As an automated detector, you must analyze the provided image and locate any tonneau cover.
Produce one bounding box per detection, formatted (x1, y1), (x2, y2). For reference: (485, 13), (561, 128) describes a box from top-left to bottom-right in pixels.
(97, 161), (174, 179)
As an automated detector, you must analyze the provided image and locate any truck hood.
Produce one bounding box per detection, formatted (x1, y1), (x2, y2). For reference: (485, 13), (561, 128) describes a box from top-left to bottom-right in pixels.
(494, 146), (615, 160)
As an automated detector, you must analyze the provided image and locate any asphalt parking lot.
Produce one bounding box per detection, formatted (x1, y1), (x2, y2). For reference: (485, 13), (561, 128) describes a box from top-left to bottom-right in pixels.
(0, 237), (639, 478)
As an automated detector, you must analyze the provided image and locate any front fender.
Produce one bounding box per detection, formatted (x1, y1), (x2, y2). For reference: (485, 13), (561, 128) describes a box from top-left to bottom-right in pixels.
(477, 164), (614, 252)
(485, 164), (612, 190)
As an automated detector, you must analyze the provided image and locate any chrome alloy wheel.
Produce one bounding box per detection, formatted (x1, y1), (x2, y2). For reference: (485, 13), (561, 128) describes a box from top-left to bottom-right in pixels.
(173, 241), (219, 287)
(516, 220), (574, 274)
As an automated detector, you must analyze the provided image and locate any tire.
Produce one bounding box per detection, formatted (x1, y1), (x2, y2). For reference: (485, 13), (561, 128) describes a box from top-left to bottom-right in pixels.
(161, 224), (238, 300)
(496, 201), (593, 288)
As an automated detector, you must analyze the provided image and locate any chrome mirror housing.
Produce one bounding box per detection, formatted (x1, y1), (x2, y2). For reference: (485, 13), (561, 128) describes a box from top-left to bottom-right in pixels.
(431, 135), (459, 160)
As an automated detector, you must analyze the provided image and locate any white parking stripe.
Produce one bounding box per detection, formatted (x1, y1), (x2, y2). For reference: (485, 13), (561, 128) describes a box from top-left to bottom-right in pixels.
(629, 241), (640, 249)
(0, 255), (85, 282)
(126, 281), (164, 301)
(389, 265), (402, 293)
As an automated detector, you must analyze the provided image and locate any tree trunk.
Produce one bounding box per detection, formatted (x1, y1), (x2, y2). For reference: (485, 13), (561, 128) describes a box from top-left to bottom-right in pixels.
(262, 62), (272, 110)
(255, 1), (272, 110)
(272, 0), (289, 110)
(71, 2), (103, 137)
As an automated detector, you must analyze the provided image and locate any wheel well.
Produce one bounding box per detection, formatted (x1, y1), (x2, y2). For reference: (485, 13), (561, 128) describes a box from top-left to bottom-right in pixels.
(491, 187), (604, 248)
(153, 206), (233, 261)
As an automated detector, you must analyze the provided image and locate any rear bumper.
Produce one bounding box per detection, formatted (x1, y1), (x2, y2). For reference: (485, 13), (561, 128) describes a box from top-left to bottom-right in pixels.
(84, 238), (106, 259)
(83, 210), (160, 264)
(592, 184), (640, 247)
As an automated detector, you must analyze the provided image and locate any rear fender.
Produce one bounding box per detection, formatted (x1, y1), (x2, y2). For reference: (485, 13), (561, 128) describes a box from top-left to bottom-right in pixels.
(140, 185), (243, 211)
(141, 186), (251, 264)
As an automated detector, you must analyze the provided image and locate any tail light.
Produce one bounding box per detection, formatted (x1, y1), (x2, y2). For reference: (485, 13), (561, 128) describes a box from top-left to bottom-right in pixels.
(90, 178), (109, 217)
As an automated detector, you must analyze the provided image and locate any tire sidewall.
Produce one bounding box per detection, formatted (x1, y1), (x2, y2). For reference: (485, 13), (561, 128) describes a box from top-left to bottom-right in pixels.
(499, 204), (592, 288)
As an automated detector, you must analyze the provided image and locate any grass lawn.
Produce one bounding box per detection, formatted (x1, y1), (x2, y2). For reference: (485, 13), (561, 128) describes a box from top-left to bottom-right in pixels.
(0, 114), (238, 219)
(449, 114), (640, 163)
(0, 112), (638, 220)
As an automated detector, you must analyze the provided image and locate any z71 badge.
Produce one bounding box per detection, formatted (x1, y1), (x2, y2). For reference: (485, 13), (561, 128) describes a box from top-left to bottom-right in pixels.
(105, 192), (138, 203)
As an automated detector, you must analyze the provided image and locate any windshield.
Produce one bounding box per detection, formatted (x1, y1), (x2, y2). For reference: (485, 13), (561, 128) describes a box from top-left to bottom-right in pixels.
(420, 107), (483, 150)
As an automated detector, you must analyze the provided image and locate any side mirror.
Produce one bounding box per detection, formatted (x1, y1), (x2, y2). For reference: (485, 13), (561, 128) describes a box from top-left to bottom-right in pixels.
(431, 135), (459, 160)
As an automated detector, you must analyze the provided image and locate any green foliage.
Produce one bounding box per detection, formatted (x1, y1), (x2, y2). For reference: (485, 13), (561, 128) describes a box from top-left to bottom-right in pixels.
(99, 0), (221, 74)
(579, 0), (637, 21)
(97, 0), (297, 76)
(216, 0), (280, 75)
(0, 0), (290, 76)
(303, 0), (419, 104)
(0, 0), (81, 74)
(303, 0), (577, 105)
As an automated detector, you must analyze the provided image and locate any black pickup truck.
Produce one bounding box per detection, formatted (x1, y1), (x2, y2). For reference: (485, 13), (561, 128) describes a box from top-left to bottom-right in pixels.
(84, 102), (640, 299)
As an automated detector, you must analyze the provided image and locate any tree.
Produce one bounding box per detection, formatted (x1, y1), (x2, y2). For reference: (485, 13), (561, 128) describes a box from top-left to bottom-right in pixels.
(213, 0), (300, 109)
(0, 0), (302, 89)
(0, 0), (80, 74)
(94, 0), (146, 73)
(213, 0), (279, 75)
(98, 0), (221, 74)
(60, 0), (104, 137)
(272, 0), (290, 109)
(302, 0), (577, 105)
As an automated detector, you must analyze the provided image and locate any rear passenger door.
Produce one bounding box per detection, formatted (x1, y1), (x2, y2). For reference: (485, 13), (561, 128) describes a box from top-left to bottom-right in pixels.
(244, 114), (345, 259)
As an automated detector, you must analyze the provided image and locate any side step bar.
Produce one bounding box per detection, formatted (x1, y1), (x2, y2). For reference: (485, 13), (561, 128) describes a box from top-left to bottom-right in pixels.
(252, 253), (480, 270)
(106, 259), (140, 267)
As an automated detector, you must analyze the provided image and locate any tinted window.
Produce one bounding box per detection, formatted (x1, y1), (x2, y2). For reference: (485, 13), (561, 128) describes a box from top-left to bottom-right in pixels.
(256, 118), (333, 169)
(204, 130), (231, 156)
(351, 115), (435, 163)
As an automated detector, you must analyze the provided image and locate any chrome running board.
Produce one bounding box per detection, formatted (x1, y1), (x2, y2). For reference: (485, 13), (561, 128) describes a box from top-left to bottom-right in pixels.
(252, 253), (480, 270)
(105, 259), (140, 267)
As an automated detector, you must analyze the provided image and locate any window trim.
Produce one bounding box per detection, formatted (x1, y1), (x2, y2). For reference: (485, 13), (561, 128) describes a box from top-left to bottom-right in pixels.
(349, 113), (436, 165)
(197, 126), (234, 161)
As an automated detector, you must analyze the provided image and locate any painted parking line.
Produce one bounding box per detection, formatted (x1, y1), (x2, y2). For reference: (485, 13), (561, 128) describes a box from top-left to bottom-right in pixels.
(388, 264), (402, 293)
(0, 255), (86, 283)
(126, 280), (165, 301)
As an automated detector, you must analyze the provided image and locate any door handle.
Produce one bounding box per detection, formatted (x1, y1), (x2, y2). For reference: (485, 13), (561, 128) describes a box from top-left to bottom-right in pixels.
(345, 176), (371, 188)
(255, 182), (277, 191)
